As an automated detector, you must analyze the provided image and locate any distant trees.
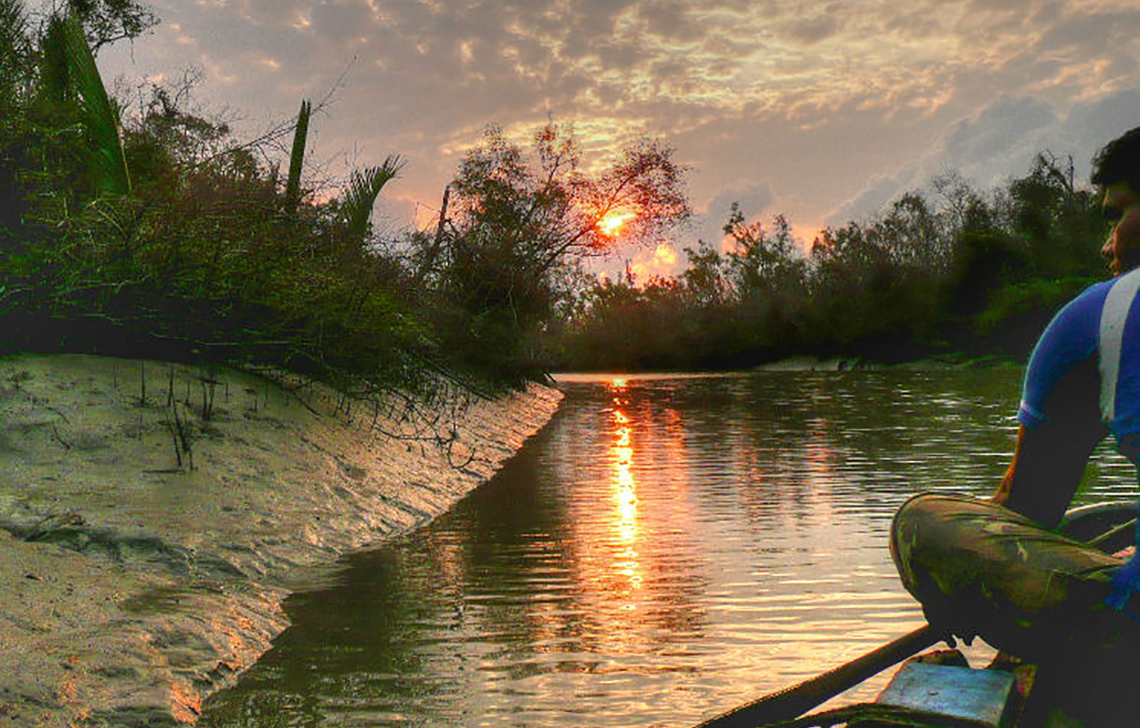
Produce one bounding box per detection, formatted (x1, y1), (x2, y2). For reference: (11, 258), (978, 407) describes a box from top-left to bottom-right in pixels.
(551, 153), (1108, 371)
(1003, 152), (1103, 278)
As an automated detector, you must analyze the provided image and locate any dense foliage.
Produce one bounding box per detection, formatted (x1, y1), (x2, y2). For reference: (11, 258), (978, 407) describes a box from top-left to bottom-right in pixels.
(2, 2), (428, 393)
(0, 2), (691, 390)
(551, 158), (1109, 371)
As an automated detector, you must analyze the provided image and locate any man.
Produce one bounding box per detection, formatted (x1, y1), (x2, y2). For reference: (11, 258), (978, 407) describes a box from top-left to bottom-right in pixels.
(990, 124), (1140, 610)
(888, 128), (1140, 727)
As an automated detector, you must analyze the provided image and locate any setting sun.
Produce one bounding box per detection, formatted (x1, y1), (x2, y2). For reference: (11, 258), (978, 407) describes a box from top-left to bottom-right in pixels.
(598, 211), (635, 237)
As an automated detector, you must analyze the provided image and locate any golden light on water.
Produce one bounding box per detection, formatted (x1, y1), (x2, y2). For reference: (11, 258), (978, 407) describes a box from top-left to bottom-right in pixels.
(608, 380), (642, 596)
(613, 430), (638, 547)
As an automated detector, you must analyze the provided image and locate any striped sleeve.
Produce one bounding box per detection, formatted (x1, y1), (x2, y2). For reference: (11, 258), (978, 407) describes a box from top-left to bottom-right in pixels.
(1018, 282), (1110, 429)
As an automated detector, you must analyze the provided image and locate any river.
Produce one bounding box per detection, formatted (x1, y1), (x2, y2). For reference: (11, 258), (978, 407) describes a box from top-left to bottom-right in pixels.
(200, 369), (1137, 728)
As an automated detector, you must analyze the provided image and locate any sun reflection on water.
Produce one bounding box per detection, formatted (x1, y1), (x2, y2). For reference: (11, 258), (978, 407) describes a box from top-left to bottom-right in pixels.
(608, 378), (642, 596)
(203, 371), (1057, 728)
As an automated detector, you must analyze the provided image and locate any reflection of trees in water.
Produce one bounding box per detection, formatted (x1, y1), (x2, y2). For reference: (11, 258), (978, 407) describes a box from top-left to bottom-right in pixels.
(440, 381), (713, 659)
(717, 371), (1026, 530)
(202, 371), (1045, 728)
(612, 371), (1027, 551)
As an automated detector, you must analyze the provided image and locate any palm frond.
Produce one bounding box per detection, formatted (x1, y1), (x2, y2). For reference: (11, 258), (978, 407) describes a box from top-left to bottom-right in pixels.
(343, 154), (405, 241)
(58, 12), (130, 196)
(284, 98), (310, 213)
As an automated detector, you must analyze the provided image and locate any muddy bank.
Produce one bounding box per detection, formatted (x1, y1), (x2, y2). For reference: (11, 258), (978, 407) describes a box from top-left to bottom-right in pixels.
(0, 354), (562, 727)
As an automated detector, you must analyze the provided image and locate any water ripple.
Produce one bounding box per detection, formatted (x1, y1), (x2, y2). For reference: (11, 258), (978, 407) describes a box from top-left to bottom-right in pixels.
(202, 369), (1136, 728)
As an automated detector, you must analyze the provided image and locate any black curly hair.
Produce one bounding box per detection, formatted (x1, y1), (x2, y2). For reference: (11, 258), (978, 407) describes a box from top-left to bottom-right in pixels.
(1092, 125), (1140, 192)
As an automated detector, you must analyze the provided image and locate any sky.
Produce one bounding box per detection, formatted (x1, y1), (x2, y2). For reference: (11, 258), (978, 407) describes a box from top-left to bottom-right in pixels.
(96, 0), (1140, 280)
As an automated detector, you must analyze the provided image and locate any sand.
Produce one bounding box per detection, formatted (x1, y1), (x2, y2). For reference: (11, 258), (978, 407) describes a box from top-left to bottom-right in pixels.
(0, 353), (562, 727)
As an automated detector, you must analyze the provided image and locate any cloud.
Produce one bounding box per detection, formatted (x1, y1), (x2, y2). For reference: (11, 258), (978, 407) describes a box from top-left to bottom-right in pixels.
(94, 0), (1140, 269)
(825, 87), (1140, 227)
(828, 171), (920, 227)
(637, 1), (708, 43)
(779, 14), (842, 45)
(695, 183), (775, 241)
(629, 242), (682, 280)
(309, 1), (379, 41)
(939, 96), (1058, 178)
(1059, 89), (1140, 176)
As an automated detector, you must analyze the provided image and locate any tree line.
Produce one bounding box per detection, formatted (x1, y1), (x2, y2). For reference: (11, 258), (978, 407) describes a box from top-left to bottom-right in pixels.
(548, 156), (1109, 371)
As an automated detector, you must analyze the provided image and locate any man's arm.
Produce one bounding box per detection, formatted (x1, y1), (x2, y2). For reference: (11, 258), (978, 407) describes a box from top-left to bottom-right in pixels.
(991, 421), (1104, 528)
(991, 277), (1110, 525)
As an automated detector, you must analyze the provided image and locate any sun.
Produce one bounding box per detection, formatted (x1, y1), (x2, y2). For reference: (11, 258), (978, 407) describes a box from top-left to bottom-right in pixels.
(597, 211), (635, 238)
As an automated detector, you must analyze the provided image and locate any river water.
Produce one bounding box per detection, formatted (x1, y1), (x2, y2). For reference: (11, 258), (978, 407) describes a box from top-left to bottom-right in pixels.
(200, 369), (1137, 728)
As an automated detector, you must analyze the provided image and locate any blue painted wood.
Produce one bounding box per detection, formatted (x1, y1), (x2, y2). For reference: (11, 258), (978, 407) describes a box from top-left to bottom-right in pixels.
(876, 663), (1015, 727)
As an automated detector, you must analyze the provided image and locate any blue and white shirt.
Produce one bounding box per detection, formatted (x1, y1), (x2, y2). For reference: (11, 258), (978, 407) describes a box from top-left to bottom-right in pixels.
(1019, 267), (1140, 461)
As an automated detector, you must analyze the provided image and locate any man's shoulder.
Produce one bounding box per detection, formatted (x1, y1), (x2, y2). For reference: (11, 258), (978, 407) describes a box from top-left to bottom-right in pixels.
(1057, 278), (1115, 323)
(1038, 273), (1140, 353)
(1075, 277), (1115, 303)
(1064, 271), (1140, 326)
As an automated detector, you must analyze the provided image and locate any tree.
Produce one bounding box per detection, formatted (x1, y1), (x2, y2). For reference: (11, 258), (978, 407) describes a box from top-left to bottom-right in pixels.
(341, 154), (404, 242)
(680, 240), (727, 308)
(426, 122), (690, 376)
(0, 0), (29, 98)
(722, 203), (806, 299)
(1003, 152), (1102, 277)
(39, 11), (130, 196)
(0, 0), (32, 236)
(445, 122), (690, 281)
(283, 99), (311, 214)
(57, 0), (157, 53)
(871, 192), (947, 269)
(932, 170), (994, 236)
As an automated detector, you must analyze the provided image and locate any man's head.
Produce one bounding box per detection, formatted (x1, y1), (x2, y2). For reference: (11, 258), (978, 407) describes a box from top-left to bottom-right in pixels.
(1093, 126), (1140, 276)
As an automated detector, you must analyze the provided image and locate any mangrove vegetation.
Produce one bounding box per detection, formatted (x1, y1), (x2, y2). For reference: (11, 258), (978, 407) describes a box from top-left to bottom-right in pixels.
(0, 1), (1114, 384)
(549, 158), (1109, 372)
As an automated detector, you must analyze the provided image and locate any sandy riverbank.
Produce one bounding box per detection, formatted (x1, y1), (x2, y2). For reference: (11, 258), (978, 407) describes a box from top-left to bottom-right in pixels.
(0, 353), (562, 727)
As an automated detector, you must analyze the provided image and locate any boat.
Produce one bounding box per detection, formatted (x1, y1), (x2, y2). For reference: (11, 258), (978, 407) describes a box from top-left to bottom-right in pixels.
(695, 498), (1140, 728)
(881, 495), (1140, 728)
